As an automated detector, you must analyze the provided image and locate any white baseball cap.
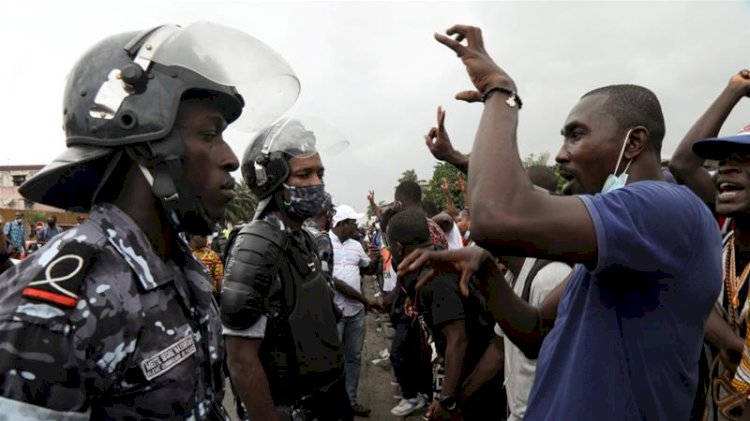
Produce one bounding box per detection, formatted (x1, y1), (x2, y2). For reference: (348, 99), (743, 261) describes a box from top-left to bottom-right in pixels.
(332, 204), (365, 226)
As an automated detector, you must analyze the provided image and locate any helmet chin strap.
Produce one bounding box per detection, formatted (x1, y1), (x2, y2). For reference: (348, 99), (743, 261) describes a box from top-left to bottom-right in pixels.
(127, 131), (215, 235)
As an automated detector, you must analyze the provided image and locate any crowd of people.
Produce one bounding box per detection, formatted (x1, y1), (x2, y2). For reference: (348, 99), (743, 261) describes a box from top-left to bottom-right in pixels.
(0, 19), (749, 421)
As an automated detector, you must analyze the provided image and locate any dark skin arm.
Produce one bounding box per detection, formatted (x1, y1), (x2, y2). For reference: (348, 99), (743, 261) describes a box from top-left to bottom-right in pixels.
(425, 106), (470, 174)
(428, 319), (468, 421)
(440, 319), (469, 397)
(459, 335), (504, 408)
(367, 190), (382, 221)
(226, 336), (281, 421)
(456, 173), (471, 214)
(360, 254), (381, 276)
(382, 286), (399, 311)
(435, 25), (598, 265)
(333, 277), (384, 312)
(441, 177), (459, 219)
(400, 246), (569, 358)
(669, 70), (750, 205)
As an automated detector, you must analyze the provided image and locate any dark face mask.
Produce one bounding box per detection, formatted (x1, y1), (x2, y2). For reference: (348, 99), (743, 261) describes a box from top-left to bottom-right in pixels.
(283, 183), (328, 220)
(47, 220), (55, 226)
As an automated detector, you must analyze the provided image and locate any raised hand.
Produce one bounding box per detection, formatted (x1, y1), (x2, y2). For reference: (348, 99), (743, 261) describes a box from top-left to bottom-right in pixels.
(367, 190), (376, 205)
(425, 106), (458, 162)
(441, 177), (450, 193)
(397, 245), (499, 297)
(434, 25), (515, 103)
(728, 69), (750, 97)
(456, 173), (466, 192)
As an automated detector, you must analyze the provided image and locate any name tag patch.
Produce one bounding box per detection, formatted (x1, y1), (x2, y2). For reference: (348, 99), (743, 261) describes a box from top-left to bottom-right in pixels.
(140, 336), (196, 380)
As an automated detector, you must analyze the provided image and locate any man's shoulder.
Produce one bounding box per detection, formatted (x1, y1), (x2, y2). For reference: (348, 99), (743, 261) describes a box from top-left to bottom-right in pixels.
(342, 237), (364, 250)
(235, 219), (288, 250)
(0, 227), (132, 329)
(614, 181), (701, 207)
(583, 181), (714, 229)
(422, 272), (462, 299)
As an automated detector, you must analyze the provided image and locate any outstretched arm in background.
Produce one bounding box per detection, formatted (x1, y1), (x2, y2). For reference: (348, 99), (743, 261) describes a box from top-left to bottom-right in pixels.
(425, 106), (470, 174)
(669, 69), (750, 206)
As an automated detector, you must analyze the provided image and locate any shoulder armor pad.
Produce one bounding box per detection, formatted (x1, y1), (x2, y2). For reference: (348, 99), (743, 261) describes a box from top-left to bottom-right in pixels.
(239, 219), (287, 249)
(221, 219), (288, 330)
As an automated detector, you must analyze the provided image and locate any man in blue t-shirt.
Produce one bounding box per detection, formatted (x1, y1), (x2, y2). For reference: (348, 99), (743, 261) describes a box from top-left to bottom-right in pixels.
(399, 25), (722, 420)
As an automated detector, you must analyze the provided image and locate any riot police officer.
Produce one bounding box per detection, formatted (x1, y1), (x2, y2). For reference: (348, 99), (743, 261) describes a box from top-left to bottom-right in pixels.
(222, 117), (353, 421)
(0, 22), (298, 420)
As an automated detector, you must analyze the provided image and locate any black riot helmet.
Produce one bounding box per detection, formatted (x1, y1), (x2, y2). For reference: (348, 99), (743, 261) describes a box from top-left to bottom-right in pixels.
(20, 22), (300, 234)
(242, 116), (349, 218)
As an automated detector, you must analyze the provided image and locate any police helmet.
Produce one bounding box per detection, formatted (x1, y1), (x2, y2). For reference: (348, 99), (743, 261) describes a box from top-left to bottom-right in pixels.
(242, 116), (349, 218)
(21, 22), (300, 232)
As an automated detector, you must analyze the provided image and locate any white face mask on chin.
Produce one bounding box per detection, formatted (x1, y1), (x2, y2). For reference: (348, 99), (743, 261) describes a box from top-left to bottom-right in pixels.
(601, 129), (633, 194)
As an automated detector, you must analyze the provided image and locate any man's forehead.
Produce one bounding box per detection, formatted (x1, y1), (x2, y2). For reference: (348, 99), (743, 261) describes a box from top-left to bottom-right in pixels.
(562, 94), (613, 131)
(288, 153), (323, 171)
(178, 100), (228, 125)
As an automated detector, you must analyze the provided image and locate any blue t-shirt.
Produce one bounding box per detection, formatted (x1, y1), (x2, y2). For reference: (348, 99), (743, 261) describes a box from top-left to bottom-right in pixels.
(524, 181), (721, 421)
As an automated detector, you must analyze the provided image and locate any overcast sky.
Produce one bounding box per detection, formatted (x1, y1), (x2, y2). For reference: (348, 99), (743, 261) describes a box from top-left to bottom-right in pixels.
(3, 1), (750, 214)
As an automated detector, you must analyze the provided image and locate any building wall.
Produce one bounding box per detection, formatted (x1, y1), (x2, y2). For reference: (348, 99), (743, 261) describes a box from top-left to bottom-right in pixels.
(0, 166), (74, 213)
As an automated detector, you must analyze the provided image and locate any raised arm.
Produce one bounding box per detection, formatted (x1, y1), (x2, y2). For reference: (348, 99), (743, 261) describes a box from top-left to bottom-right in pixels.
(425, 106), (470, 174)
(441, 177), (459, 219)
(435, 25), (596, 265)
(367, 190), (381, 221)
(456, 173), (470, 214)
(401, 245), (567, 358)
(670, 69), (750, 206)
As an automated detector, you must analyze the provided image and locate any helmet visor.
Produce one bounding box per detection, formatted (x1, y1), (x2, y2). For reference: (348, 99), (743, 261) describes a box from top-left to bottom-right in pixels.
(264, 115), (350, 159)
(151, 21), (300, 132)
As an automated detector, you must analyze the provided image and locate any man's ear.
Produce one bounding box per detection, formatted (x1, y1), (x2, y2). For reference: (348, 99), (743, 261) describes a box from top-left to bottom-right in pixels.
(624, 126), (649, 160)
(394, 242), (406, 258)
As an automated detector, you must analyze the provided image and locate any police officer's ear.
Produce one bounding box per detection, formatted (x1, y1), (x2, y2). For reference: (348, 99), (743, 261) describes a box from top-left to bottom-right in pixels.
(623, 126), (649, 161)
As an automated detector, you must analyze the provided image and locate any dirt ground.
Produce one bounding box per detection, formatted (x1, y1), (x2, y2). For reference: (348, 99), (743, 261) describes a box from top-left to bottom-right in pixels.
(223, 275), (429, 420)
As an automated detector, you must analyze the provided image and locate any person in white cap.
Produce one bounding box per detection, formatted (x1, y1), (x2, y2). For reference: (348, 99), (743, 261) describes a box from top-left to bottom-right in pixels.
(329, 204), (381, 416)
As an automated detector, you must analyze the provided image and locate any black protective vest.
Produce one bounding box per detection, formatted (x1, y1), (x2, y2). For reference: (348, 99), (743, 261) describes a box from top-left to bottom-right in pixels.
(254, 225), (343, 403)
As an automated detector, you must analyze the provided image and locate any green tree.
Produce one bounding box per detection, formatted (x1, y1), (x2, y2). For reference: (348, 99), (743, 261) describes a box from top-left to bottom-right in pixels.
(423, 162), (465, 212)
(398, 169), (419, 184)
(224, 180), (257, 225)
(521, 152), (551, 168)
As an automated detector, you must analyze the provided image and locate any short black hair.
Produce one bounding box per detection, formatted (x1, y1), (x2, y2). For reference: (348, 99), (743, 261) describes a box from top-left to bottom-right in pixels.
(526, 165), (559, 193)
(582, 84), (665, 155)
(422, 200), (439, 218)
(395, 181), (422, 207)
(387, 209), (429, 247)
(379, 205), (401, 237)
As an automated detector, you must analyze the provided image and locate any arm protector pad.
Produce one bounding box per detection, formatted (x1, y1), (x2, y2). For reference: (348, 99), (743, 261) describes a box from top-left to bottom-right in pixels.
(220, 220), (287, 331)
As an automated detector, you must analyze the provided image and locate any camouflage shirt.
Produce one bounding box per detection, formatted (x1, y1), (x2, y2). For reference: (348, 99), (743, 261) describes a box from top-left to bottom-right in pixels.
(0, 204), (226, 420)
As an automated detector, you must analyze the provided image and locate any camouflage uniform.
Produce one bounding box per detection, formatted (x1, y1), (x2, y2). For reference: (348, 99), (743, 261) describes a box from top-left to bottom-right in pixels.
(0, 203), (226, 420)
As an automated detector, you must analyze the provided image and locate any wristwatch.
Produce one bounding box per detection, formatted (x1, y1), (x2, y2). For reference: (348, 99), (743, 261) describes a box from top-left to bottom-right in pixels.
(438, 394), (458, 411)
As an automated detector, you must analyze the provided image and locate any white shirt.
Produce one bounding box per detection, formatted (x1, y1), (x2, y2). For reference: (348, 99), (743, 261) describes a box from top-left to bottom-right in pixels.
(495, 258), (571, 421)
(445, 222), (465, 250)
(381, 248), (397, 292)
(330, 231), (371, 317)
